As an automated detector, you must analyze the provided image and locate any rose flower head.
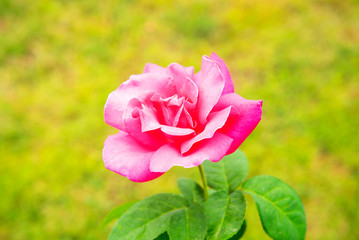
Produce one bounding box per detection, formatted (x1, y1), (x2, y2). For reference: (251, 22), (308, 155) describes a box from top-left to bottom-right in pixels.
(103, 53), (262, 182)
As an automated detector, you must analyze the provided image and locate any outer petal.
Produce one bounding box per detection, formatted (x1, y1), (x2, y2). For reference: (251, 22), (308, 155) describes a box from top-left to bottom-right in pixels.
(104, 90), (127, 130)
(143, 63), (167, 74)
(150, 132), (233, 172)
(210, 52), (234, 95)
(197, 55), (225, 125)
(214, 93), (263, 154)
(167, 63), (194, 81)
(103, 131), (164, 182)
(181, 106), (239, 154)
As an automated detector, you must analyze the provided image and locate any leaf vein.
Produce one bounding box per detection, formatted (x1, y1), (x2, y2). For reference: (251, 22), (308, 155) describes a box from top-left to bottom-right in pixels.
(243, 189), (300, 236)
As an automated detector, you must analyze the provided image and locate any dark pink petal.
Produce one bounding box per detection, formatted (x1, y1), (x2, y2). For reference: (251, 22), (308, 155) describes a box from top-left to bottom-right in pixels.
(210, 52), (234, 95)
(123, 116), (167, 150)
(197, 56), (225, 125)
(214, 93), (263, 154)
(123, 99), (167, 149)
(103, 132), (164, 182)
(181, 106), (239, 154)
(150, 132), (233, 172)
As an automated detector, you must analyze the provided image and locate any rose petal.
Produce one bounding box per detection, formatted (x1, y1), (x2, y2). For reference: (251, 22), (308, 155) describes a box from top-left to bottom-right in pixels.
(172, 103), (184, 126)
(128, 73), (176, 97)
(123, 99), (167, 149)
(139, 108), (161, 132)
(183, 108), (196, 128)
(143, 63), (167, 74)
(167, 63), (194, 86)
(104, 90), (126, 130)
(210, 52), (234, 95)
(150, 132), (233, 172)
(181, 106), (239, 154)
(166, 64), (198, 103)
(168, 95), (184, 107)
(104, 73), (174, 130)
(193, 71), (201, 85)
(160, 125), (195, 136)
(123, 116), (167, 149)
(181, 77), (198, 106)
(214, 93), (263, 154)
(197, 55), (225, 125)
(103, 132), (164, 182)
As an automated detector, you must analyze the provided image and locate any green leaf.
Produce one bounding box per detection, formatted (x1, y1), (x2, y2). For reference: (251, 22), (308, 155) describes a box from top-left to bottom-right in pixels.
(202, 149), (249, 193)
(153, 232), (170, 240)
(229, 220), (246, 240)
(109, 193), (188, 240)
(168, 203), (207, 240)
(242, 175), (306, 240)
(205, 190), (246, 240)
(177, 178), (205, 204)
(101, 201), (138, 227)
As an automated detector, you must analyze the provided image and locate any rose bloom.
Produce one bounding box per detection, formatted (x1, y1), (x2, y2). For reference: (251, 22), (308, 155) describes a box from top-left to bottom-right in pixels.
(103, 53), (262, 182)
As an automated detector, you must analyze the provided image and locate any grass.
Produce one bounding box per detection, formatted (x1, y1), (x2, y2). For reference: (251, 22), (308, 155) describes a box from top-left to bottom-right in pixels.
(1, 0), (358, 239)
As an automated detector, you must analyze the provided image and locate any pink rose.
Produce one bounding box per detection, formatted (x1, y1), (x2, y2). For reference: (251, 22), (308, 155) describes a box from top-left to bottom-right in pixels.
(103, 53), (262, 182)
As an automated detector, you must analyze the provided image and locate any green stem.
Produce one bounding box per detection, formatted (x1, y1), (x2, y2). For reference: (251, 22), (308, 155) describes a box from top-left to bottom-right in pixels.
(198, 165), (209, 200)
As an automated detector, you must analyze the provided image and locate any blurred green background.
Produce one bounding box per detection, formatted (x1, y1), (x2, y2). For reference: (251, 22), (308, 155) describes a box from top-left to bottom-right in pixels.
(1, 0), (358, 239)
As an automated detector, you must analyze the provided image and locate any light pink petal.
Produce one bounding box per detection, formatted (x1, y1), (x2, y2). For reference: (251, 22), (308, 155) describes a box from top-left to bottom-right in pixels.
(167, 63), (194, 83)
(160, 125), (195, 136)
(143, 63), (167, 74)
(104, 73), (174, 130)
(214, 93), (263, 154)
(197, 55), (225, 125)
(123, 97), (161, 132)
(128, 73), (176, 97)
(210, 52), (234, 95)
(166, 64), (197, 102)
(160, 103), (171, 125)
(150, 132), (233, 172)
(180, 77), (198, 106)
(172, 103), (184, 126)
(104, 90), (126, 130)
(168, 95), (184, 107)
(183, 108), (196, 128)
(103, 132), (164, 182)
(139, 108), (161, 132)
(181, 106), (239, 154)
(192, 71), (201, 87)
